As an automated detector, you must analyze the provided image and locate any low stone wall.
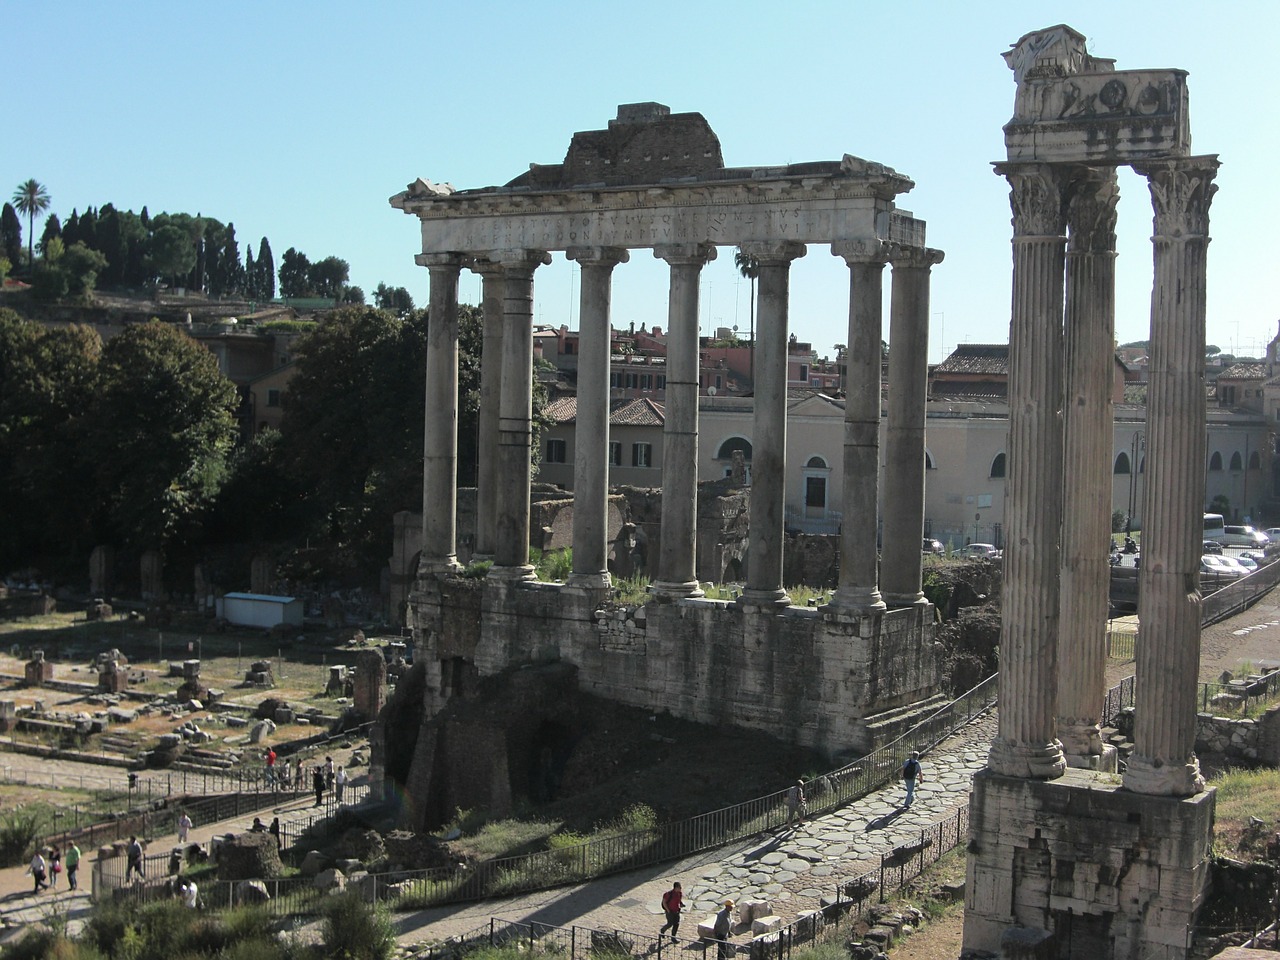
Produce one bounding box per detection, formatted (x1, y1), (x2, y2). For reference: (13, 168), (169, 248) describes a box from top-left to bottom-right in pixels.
(1196, 703), (1280, 766)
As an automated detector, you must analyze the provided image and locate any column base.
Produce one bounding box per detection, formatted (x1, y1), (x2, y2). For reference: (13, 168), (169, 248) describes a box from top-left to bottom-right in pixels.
(880, 591), (926, 609)
(650, 579), (704, 601)
(986, 735), (1066, 780)
(486, 564), (535, 582)
(565, 571), (611, 592)
(1123, 752), (1206, 797)
(824, 587), (886, 617)
(737, 587), (790, 609)
(418, 557), (462, 577)
(1059, 722), (1117, 772)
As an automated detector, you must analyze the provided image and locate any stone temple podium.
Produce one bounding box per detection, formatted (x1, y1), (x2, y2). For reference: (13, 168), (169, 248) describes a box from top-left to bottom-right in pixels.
(386, 104), (948, 829)
(962, 26), (1218, 960)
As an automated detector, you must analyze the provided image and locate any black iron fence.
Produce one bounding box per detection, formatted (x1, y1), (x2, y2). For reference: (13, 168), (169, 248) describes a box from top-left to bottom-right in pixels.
(419, 805), (971, 960)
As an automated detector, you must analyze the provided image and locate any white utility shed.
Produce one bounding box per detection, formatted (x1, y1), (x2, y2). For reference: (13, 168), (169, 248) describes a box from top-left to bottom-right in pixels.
(216, 593), (303, 629)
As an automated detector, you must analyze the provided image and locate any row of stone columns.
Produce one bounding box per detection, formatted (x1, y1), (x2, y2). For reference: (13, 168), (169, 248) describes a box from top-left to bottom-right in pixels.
(414, 240), (943, 614)
(990, 156), (1218, 796)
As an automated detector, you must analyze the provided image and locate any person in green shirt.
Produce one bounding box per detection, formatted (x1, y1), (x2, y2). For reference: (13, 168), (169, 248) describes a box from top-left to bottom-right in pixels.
(65, 843), (81, 891)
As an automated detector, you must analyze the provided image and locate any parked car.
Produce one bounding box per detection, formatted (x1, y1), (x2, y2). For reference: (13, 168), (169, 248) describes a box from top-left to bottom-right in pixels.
(1201, 555), (1245, 579)
(1202, 540), (1224, 555)
(1240, 550), (1267, 567)
(961, 543), (1002, 559)
(1218, 556), (1252, 577)
(1235, 554), (1259, 573)
(1265, 528), (1280, 540)
(922, 538), (945, 555)
(1221, 525), (1270, 547)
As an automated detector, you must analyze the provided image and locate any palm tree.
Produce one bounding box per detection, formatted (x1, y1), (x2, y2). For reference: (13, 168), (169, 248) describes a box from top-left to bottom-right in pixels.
(11, 179), (50, 269)
(734, 248), (759, 382)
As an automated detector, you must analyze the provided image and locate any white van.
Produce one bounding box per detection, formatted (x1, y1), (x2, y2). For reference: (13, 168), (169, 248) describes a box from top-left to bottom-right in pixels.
(1222, 525), (1270, 547)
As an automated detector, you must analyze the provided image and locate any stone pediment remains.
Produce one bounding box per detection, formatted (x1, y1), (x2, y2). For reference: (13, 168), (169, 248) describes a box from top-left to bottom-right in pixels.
(1003, 24), (1190, 164)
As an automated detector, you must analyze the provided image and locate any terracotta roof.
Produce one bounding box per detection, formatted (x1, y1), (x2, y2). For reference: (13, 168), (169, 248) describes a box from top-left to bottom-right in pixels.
(544, 396), (666, 427)
(934, 344), (1008, 375)
(1219, 362), (1266, 381)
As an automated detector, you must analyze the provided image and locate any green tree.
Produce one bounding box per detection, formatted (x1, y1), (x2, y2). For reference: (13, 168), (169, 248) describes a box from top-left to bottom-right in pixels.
(278, 247), (311, 298)
(307, 256), (349, 299)
(374, 282), (415, 316)
(11, 179), (50, 269)
(256, 237), (275, 300)
(0, 203), (21, 266)
(148, 224), (197, 287)
(342, 285), (365, 304)
(38, 213), (61, 257)
(96, 204), (128, 287)
(86, 321), (237, 547)
(61, 242), (109, 298)
(245, 244), (256, 297)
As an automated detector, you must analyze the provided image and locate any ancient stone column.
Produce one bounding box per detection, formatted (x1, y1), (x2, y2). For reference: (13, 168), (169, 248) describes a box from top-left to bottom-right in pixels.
(987, 162), (1068, 780)
(828, 240), (892, 614)
(416, 254), (465, 574)
(489, 250), (551, 580)
(565, 247), (629, 590)
(471, 259), (507, 560)
(881, 246), (943, 607)
(739, 241), (806, 607)
(1057, 168), (1120, 769)
(651, 243), (717, 599)
(1124, 156), (1219, 797)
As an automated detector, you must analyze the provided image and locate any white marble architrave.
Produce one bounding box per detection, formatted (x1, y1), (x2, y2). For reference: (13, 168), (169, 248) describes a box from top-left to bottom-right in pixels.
(416, 253), (465, 574)
(1124, 156), (1219, 798)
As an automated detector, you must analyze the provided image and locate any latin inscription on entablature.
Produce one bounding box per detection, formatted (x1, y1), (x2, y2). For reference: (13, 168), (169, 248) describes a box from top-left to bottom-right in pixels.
(417, 198), (887, 255)
(1005, 69), (1190, 164)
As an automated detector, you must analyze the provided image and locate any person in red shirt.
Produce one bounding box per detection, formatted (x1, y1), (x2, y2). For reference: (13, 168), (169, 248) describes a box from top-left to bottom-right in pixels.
(264, 748), (277, 787)
(659, 881), (683, 940)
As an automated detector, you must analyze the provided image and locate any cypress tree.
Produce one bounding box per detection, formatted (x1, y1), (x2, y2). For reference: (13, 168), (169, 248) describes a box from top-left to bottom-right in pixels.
(257, 237), (275, 301)
(39, 214), (62, 257)
(1, 203), (22, 265)
(62, 209), (80, 248)
(245, 245), (256, 299)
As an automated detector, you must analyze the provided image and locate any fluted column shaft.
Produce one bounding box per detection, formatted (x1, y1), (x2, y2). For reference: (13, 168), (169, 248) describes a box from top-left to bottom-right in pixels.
(881, 246), (943, 606)
(1125, 156), (1220, 797)
(1058, 170), (1119, 767)
(490, 250), (550, 579)
(472, 260), (506, 560)
(566, 247), (628, 590)
(418, 254), (465, 574)
(829, 242), (891, 614)
(988, 163), (1068, 779)
(652, 244), (716, 599)
(740, 242), (806, 607)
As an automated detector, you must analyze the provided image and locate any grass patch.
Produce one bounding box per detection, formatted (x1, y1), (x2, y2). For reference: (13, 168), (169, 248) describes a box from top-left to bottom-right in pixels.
(1210, 766), (1280, 858)
(611, 573), (650, 607)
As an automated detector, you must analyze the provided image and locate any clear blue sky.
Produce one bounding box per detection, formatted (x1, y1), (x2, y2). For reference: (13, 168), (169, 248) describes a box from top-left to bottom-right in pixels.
(8, 1), (1277, 362)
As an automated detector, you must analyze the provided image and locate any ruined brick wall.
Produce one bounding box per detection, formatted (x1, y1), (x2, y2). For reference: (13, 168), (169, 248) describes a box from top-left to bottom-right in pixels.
(783, 535), (839, 589)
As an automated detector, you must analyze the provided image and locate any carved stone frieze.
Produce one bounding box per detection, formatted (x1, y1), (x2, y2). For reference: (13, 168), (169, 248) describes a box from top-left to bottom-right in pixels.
(994, 162), (1067, 238)
(1134, 155), (1220, 240)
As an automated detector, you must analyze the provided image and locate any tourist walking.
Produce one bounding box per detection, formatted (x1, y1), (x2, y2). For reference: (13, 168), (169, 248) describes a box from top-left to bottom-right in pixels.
(294, 759), (304, 794)
(335, 765), (347, 803)
(324, 756), (335, 791)
(177, 811), (192, 843)
(264, 748), (277, 788)
(29, 850), (49, 893)
(901, 751), (924, 806)
(659, 881), (683, 940)
(713, 899), (734, 960)
(48, 846), (61, 888)
(179, 878), (198, 909)
(65, 842), (81, 891)
(269, 816), (281, 850)
(785, 780), (806, 828)
(126, 835), (144, 881)
(313, 766), (325, 807)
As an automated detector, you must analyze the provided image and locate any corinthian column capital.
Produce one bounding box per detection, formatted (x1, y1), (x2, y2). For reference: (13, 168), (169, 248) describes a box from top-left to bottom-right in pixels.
(831, 238), (894, 265)
(565, 246), (630, 268)
(1133, 155), (1220, 240)
(994, 162), (1070, 238)
(738, 241), (806, 265)
(653, 243), (717, 266)
(889, 245), (945, 270)
(1066, 168), (1120, 255)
